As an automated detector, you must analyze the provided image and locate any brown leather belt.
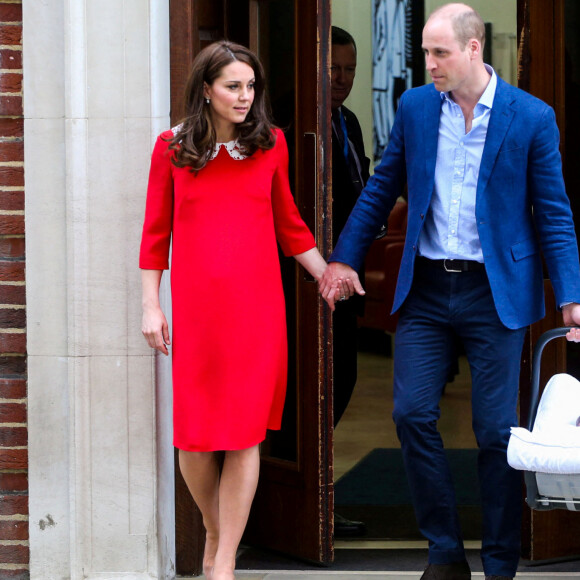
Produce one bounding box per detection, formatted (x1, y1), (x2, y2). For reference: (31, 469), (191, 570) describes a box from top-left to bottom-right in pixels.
(415, 256), (485, 273)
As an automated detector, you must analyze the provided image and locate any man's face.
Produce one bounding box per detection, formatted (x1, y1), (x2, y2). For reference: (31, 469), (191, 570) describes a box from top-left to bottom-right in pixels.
(331, 43), (357, 109)
(422, 17), (473, 94)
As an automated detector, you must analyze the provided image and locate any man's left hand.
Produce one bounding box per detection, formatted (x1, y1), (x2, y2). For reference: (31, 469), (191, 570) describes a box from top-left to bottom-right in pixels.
(562, 303), (580, 341)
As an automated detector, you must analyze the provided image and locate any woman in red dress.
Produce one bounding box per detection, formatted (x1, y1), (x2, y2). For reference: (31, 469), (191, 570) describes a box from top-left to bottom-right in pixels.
(140, 41), (339, 580)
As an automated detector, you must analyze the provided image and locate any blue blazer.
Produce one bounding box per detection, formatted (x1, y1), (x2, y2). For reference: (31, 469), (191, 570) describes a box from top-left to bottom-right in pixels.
(331, 77), (580, 329)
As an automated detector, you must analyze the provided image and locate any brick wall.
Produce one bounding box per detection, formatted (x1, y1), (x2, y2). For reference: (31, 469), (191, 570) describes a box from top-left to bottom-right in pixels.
(0, 1), (27, 578)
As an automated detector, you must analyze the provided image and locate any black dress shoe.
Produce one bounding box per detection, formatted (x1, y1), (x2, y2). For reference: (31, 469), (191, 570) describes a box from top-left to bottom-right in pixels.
(334, 512), (367, 537)
(420, 561), (471, 579)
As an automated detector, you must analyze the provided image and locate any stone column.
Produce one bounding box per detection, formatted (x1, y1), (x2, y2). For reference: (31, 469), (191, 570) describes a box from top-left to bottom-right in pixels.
(23, 1), (174, 578)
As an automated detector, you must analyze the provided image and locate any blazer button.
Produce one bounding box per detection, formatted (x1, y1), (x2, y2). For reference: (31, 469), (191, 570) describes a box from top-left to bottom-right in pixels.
(420, 214), (424, 219)
(412, 245), (416, 251)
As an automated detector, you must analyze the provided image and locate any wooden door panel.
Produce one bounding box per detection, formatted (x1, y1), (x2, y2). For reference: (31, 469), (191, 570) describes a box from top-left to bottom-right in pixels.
(169, 0), (225, 124)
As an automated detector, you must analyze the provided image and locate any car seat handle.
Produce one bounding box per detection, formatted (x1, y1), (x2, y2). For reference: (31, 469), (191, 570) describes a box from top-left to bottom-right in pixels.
(528, 327), (573, 430)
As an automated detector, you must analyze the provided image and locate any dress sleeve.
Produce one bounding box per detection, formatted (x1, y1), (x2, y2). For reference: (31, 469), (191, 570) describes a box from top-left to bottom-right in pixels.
(139, 133), (174, 270)
(271, 129), (317, 257)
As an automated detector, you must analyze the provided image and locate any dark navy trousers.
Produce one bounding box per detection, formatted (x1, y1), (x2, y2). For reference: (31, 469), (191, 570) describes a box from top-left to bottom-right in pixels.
(392, 261), (526, 577)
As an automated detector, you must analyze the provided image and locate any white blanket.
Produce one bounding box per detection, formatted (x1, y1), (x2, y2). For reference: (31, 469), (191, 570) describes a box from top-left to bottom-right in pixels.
(507, 373), (580, 474)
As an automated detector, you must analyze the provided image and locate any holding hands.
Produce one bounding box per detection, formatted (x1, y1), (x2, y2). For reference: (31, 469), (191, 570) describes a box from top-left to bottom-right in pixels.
(291, 248), (365, 311)
(140, 256), (367, 357)
(319, 261), (365, 311)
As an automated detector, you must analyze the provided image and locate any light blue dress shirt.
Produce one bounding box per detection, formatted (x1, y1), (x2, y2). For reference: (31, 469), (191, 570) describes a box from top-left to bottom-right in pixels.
(418, 65), (497, 262)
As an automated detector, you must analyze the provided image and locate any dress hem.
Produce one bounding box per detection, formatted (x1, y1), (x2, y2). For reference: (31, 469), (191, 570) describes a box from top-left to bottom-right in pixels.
(173, 426), (282, 453)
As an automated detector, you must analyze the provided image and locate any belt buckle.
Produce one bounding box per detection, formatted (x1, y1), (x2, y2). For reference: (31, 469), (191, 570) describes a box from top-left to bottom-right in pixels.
(443, 259), (462, 273)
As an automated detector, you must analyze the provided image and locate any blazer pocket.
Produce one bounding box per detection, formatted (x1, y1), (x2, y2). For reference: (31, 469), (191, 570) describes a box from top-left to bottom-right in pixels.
(498, 144), (524, 155)
(511, 237), (539, 261)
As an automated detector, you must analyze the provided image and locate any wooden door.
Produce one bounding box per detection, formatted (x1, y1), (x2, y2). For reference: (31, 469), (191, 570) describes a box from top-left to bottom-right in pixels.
(169, 0), (333, 574)
(518, 0), (580, 561)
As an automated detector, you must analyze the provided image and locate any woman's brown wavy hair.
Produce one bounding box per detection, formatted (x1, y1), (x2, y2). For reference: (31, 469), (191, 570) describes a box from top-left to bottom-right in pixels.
(168, 40), (276, 171)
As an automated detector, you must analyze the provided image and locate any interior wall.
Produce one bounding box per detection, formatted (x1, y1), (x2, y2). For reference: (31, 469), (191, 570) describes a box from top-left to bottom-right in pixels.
(331, 0), (374, 167)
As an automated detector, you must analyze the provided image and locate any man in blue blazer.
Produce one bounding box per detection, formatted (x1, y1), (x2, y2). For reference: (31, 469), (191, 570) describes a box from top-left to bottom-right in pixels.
(320, 3), (580, 579)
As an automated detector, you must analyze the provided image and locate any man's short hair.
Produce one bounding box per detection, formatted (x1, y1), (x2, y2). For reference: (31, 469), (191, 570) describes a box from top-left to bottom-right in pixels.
(332, 26), (357, 54)
(430, 5), (485, 50)
(452, 8), (485, 49)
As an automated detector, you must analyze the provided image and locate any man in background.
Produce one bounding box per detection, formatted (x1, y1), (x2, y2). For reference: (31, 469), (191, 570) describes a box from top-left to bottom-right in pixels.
(330, 25), (371, 538)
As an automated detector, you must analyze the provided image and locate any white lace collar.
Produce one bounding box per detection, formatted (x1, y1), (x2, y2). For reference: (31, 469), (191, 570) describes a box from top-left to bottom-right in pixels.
(209, 140), (247, 161)
(170, 125), (247, 161)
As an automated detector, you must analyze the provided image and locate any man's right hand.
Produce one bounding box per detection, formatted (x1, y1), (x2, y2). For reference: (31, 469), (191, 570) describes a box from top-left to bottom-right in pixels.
(319, 262), (365, 311)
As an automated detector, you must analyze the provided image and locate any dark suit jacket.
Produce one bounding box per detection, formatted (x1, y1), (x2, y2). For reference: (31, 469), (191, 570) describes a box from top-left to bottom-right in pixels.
(332, 105), (371, 317)
(331, 77), (580, 329)
(332, 105), (371, 247)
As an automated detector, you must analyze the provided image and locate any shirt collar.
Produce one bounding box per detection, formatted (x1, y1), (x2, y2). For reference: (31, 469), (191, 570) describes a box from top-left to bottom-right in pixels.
(440, 64), (498, 110)
(209, 139), (247, 161)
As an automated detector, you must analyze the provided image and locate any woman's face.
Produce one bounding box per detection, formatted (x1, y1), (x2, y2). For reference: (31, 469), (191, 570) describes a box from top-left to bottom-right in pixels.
(204, 60), (256, 139)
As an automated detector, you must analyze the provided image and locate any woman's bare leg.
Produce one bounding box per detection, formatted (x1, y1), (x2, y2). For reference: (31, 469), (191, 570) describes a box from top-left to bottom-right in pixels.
(178, 450), (221, 577)
(212, 444), (260, 580)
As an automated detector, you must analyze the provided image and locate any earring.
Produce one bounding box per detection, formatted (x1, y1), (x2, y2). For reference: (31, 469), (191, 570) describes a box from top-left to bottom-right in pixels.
(205, 98), (210, 104)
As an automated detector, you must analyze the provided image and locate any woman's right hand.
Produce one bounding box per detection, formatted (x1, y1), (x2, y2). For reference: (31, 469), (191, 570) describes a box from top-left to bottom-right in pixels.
(141, 269), (171, 355)
(142, 305), (171, 356)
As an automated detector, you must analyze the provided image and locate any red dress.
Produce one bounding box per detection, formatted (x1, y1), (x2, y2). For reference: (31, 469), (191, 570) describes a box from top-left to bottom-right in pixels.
(139, 128), (316, 451)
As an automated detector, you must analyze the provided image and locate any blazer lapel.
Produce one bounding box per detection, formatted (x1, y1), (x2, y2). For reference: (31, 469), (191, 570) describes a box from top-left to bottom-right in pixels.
(477, 78), (516, 197)
(424, 89), (442, 181)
